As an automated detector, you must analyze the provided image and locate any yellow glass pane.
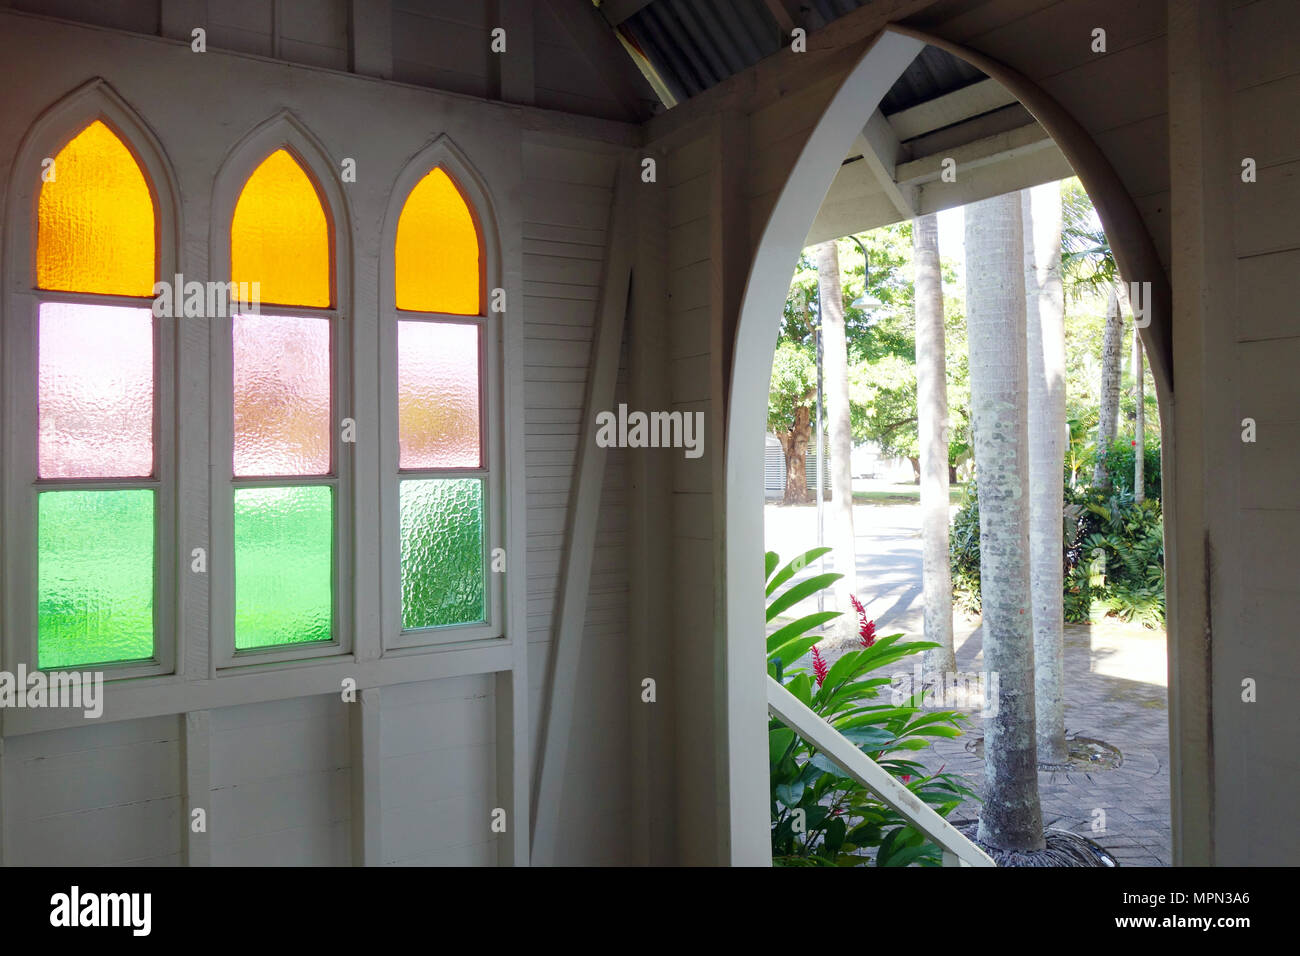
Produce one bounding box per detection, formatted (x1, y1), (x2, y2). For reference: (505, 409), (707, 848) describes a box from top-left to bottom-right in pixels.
(231, 149), (330, 307)
(395, 168), (480, 314)
(37, 120), (155, 296)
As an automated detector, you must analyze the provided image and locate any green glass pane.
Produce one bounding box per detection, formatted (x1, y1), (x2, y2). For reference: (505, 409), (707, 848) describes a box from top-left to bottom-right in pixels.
(234, 485), (332, 649)
(400, 478), (484, 629)
(38, 489), (154, 668)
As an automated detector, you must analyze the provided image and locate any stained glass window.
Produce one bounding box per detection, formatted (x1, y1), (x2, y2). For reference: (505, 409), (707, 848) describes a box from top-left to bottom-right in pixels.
(39, 302), (153, 479)
(229, 149), (336, 652)
(231, 149), (330, 308)
(34, 121), (159, 669)
(37, 120), (155, 297)
(233, 314), (331, 477)
(38, 489), (155, 668)
(398, 320), (480, 469)
(234, 486), (333, 649)
(394, 168), (480, 314)
(394, 167), (488, 634)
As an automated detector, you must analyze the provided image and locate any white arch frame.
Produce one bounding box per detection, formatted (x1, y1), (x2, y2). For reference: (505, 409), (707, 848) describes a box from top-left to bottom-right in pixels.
(208, 110), (358, 670)
(2, 78), (182, 681)
(723, 27), (1178, 863)
(377, 134), (506, 653)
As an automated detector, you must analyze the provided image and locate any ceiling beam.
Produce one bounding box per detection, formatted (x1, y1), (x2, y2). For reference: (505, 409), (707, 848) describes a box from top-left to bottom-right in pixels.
(886, 76), (1019, 141)
(895, 120), (1056, 186)
(851, 109), (916, 220)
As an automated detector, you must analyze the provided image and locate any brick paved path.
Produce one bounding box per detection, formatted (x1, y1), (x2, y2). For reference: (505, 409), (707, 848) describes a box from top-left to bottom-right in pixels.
(889, 617), (1172, 866)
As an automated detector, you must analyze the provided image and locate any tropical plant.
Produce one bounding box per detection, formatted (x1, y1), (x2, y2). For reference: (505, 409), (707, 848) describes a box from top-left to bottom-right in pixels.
(766, 547), (974, 866)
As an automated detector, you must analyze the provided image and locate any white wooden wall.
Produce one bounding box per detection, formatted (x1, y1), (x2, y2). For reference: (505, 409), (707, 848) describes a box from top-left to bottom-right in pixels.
(0, 4), (639, 866)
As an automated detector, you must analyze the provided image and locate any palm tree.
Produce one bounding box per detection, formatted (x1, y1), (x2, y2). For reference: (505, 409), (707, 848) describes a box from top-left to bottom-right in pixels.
(814, 240), (857, 639)
(966, 191), (1046, 852)
(1060, 179), (1123, 490)
(1022, 184), (1068, 769)
(912, 214), (955, 675)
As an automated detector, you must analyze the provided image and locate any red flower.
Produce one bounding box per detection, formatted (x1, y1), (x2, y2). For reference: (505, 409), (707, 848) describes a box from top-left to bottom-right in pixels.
(812, 644), (829, 687)
(901, 774), (912, 783)
(1131, 440), (1137, 447)
(849, 594), (876, 647)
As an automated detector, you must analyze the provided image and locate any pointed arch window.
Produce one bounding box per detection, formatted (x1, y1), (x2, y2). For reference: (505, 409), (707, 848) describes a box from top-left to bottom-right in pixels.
(392, 167), (489, 634)
(32, 119), (161, 669)
(227, 148), (338, 654)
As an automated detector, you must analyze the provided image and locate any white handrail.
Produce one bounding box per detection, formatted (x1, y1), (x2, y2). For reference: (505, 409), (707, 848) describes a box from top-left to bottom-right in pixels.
(766, 676), (995, 867)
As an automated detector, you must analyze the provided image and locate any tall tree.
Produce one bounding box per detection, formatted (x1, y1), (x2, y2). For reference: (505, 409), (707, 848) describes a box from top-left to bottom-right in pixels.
(1022, 184), (1068, 769)
(815, 240), (858, 637)
(1093, 287), (1123, 488)
(966, 192), (1046, 852)
(912, 214), (955, 675)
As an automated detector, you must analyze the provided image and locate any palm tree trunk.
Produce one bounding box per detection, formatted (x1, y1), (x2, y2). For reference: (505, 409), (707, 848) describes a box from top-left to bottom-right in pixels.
(912, 214), (955, 676)
(966, 192), (1046, 852)
(1093, 285), (1123, 489)
(1134, 328), (1145, 503)
(1022, 185), (1068, 769)
(814, 241), (857, 639)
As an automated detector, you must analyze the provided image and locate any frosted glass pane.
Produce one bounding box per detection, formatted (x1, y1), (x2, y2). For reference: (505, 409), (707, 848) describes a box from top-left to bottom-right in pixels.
(400, 478), (485, 629)
(231, 149), (330, 307)
(395, 167), (480, 314)
(398, 321), (480, 469)
(39, 302), (153, 478)
(37, 120), (155, 297)
(234, 486), (332, 649)
(233, 314), (331, 476)
(38, 489), (154, 668)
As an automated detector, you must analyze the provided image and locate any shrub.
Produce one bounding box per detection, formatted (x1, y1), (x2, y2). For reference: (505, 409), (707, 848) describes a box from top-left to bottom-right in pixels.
(951, 481), (1165, 628)
(766, 547), (974, 866)
(1093, 437), (1161, 502)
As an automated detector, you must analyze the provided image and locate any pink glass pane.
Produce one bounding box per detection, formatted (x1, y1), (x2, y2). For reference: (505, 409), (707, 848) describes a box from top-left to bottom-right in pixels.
(39, 302), (153, 478)
(398, 321), (480, 469)
(233, 314), (331, 476)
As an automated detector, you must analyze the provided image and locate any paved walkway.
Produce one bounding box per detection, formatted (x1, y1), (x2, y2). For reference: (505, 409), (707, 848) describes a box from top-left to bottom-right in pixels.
(765, 498), (1172, 866)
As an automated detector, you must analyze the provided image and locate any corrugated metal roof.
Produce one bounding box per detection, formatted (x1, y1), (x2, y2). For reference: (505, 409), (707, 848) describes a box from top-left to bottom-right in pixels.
(599, 0), (985, 112)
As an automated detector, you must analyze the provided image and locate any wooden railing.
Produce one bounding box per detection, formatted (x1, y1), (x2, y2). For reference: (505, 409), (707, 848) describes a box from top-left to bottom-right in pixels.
(766, 676), (996, 867)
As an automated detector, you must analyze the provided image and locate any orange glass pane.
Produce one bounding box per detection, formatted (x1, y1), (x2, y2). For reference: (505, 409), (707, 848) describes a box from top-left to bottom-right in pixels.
(395, 168), (480, 314)
(231, 149), (330, 307)
(37, 120), (155, 296)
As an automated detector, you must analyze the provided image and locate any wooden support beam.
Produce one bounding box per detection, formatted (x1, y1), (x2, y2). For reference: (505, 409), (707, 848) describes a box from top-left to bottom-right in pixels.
(853, 110), (916, 220)
(895, 120), (1054, 186)
(886, 77), (1018, 141)
(349, 0), (393, 79)
(349, 687), (382, 865)
(182, 710), (211, 866)
(530, 155), (636, 864)
(495, 670), (530, 864)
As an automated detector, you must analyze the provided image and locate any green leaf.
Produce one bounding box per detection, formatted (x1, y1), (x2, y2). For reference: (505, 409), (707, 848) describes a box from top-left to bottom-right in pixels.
(766, 547), (832, 597)
(765, 551), (780, 582)
(787, 673), (813, 708)
(767, 612), (840, 656)
(767, 573), (843, 622)
(769, 727), (795, 764)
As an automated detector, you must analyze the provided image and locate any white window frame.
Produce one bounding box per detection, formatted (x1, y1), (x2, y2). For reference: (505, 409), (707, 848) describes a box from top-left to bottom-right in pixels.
(379, 136), (505, 653)
(1, 80), (181, 682)
(207, 113), (356, 671)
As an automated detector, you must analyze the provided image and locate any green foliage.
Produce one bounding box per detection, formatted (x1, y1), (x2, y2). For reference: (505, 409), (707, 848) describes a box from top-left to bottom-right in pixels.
(769, 226), (971, 468)
(950, 480), (1166, 627)
(767, 548), (974, 866)
(1067, 487), (1166, 627)
(1093, 436), (1162, 502)
(948, 484), (983, 615)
